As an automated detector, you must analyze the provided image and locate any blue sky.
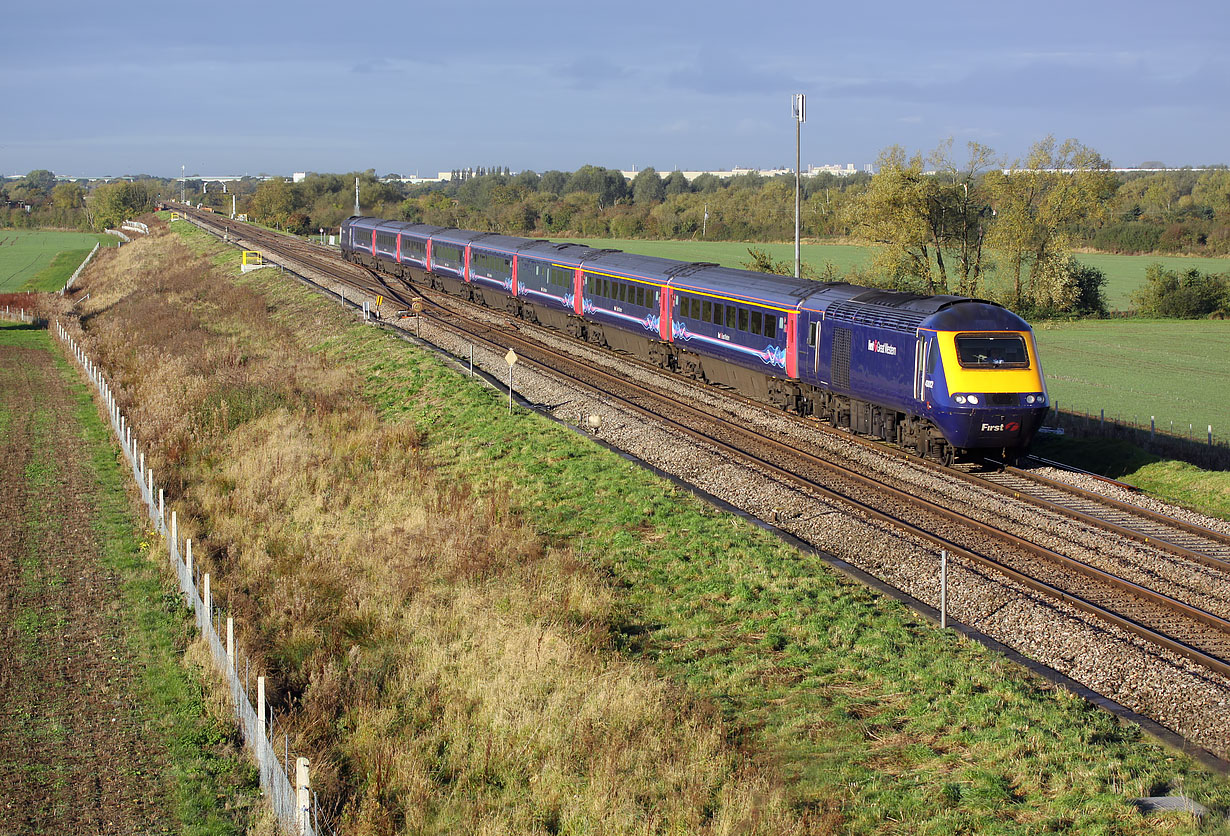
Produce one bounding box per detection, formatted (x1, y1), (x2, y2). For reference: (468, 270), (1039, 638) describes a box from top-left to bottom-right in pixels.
(3, 0), (1227, 178)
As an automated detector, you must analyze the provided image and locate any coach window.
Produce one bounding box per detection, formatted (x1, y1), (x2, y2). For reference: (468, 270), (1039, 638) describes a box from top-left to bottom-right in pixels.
(635, 286), (644, 307)
(738, 308), (749, 332)
(766, 316), (778, 339)
(750, 310), (763, 336)
(725, 305), (736, 329)
(702, 300), (711, 322)
(620, 283), (629, 303)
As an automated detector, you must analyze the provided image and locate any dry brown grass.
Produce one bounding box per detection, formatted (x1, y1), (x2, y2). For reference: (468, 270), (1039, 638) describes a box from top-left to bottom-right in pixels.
(60, 227), (822, 834)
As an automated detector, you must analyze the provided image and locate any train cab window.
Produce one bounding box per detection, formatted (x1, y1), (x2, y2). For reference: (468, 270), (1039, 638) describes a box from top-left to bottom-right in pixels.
(750, 310), (763, 336)
(955, 334), (1029, 368)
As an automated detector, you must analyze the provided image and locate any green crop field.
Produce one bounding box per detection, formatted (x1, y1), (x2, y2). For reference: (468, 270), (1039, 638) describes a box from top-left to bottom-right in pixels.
(557, 238), (1230, 312)
(0, 230), (115, 293)
(1033, 318), (1230, 440)
(1069, 251), (1230, 311)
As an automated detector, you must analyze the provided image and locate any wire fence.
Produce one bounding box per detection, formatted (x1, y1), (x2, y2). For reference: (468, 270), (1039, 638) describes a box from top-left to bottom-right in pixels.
(54, 319), (330, 836)
(1045, 402), (1230, 470)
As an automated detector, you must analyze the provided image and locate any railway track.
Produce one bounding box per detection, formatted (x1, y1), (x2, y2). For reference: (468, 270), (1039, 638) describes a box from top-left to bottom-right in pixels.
(173, 206), (1230, 685)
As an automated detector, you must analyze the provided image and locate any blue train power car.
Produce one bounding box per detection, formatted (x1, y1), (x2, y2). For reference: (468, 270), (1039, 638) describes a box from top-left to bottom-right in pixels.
(341, 216), (1049, 462)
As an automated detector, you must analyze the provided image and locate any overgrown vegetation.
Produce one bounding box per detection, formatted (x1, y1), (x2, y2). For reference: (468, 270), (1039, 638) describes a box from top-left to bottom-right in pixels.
(1131, 264), (1230, 318)
(60, 221), (1230, 833)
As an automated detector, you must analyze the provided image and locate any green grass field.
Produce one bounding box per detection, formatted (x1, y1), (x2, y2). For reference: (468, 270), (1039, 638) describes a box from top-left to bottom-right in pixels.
(0, 230), (115, 293)
(557, 238), (1230, 312)
(1033, 318), (1230, 440)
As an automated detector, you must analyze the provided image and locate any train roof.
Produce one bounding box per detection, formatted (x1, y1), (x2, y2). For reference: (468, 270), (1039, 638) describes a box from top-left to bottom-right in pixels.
(467, 233), (546, 255)
(514, 240), (619, 266)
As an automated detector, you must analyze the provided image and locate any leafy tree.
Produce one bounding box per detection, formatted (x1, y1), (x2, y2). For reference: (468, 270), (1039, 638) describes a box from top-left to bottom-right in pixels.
(565, 165), (628, 208)
(539, 170), (568, 196)
(632, 168), (665, 205)
(663, 171), (692, 195)
(690, 173), (725, 193)
(984, 136), (1115, 308)
(89, 180), (156, 229)
(249, 177), (294, 229)
(513, 169), (541, 192)
(846, 145), (946, 293)
(50, 182), (85, 227)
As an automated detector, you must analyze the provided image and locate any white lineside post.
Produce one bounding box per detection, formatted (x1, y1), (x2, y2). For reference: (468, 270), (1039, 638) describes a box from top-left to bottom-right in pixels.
(296, 758), (311, 834)
(171, 511), (178, 552)
(158, 488), (165, 526)
(186, 538), (193, 579)
(204, 573), (212, 628)
(940, 550), (948, 629)
(147, 468), (153, 506)
(227, 617), (235, 671)
(257, 675), (267, 747)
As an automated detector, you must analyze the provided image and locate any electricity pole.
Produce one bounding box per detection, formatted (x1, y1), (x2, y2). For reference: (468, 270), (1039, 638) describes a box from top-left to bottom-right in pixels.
(792, 93), (806, 278)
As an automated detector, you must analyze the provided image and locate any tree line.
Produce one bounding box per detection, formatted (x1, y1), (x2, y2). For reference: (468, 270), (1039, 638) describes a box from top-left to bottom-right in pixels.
(4, 141), (1227, 318)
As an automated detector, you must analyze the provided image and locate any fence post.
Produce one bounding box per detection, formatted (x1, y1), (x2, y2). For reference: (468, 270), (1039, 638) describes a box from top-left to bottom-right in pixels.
(940, 550), (948, 629)
(186, 538), (193, 578)
(227, 616), (235, 671)
(171, 511), (178, 552)
(297, 758), (311, 834)
(258, 676), (267, 751)
(204, 573), (212, 626)
(158, 488), (165, 527)
(1209, 425), (1213, 447)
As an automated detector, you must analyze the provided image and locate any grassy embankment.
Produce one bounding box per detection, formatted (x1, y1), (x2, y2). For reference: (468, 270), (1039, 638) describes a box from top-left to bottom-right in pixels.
(0, 230), (115, 293)
(69, 217), (1230, 833)
(0, 319), (259, 833)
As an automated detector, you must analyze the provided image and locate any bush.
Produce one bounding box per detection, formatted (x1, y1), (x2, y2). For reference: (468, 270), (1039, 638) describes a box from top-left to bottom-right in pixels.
(1093, 222), (1162, 253)
(1131, 263), (1230, 318)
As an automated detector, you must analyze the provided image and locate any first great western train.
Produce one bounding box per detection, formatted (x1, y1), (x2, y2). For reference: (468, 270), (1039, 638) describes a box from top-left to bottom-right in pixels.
(341, 216), (1050, 463)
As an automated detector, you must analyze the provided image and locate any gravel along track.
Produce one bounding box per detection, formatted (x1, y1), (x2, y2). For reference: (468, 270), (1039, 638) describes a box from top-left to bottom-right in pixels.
(178, 209), (1230, 762)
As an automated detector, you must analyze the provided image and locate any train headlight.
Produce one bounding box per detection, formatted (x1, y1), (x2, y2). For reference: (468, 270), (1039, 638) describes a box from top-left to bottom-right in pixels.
(967, 394), (980, 405)
(955, 395), (967, 405)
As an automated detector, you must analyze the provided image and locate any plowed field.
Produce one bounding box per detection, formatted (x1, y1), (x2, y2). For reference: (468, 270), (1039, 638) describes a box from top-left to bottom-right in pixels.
(0, 322), (175, 834)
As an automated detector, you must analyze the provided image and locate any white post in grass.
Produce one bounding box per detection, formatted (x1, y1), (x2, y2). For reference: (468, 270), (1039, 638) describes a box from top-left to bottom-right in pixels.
(227, 617), (235, 671)
(257, 676), (267, 745)
(297, 758), (311, 834)
(940, 550), (948, 629)
(203, 573), (211, 627)
(186, 538), (193, 578)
